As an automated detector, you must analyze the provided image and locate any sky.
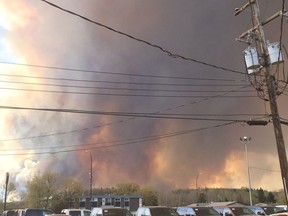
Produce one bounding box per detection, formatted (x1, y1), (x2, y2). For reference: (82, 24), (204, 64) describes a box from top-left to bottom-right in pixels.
(0, 0), (287, 201)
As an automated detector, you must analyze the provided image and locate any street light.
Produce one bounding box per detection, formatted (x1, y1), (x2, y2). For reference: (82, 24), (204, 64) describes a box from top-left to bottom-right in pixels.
(240, 136), (252, 206)
(195, 172), (201, 201)
(86, 151), (93, 209)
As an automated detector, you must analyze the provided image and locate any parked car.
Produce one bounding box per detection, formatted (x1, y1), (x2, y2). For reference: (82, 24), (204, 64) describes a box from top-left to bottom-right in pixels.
(61, 209), (90, 216)
(248, 206), (283, 215)
(16, 208), (54, 216)
(270, 212), (288, 216)
(177, 206), (221, 216)
(275, 206), (287, 212)
(91, 206), (132, 216)
(213, 206), (257, 216)
(47, 215), (68, 216)
(135, 206), (179, 216)
(3, 210), (16, 216)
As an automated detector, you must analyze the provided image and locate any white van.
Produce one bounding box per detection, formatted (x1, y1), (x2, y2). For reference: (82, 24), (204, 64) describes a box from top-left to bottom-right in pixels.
(61, 209), (91, 216)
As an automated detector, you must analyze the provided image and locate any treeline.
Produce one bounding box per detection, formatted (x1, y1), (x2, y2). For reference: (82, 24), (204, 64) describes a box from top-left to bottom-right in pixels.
(1, 172), (158, 213)
(158, 187), (286, 207)
(1, 171), (286, 212)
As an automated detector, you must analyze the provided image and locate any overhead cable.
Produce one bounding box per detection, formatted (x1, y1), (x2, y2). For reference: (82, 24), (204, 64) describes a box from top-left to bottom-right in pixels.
(0, 72), (247, 87)
(0, 86), (253, 142)
(0, 80), (254, 93)
(0, 86), (256, 98)
(0, 122), (244, 151)
(0, 121), (236, 155)
(250, 166), (281, 172)
(0, 105), (255, 122)
(0, 61), (242, 81)
(0, 73), (247, 87)
(40, 0), (245, 75)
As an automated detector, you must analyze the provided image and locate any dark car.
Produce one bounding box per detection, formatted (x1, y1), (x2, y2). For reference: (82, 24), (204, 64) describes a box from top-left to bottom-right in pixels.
(15, 209), (54, 216)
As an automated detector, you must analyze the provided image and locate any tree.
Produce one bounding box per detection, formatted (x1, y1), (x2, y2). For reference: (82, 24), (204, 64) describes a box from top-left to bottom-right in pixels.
(140, 188), (158, 206)
(62, 177), (85, 207)
(116, 182), (140, 195)
(266, 192), (276, 203)
(25, 172), (58, 208)
(236, 193), (244, 203)
(257, 188), (266, 203)
(113, 183), (158, 206)
(52, 177), (84, 213)
(197, 193), (207, 203)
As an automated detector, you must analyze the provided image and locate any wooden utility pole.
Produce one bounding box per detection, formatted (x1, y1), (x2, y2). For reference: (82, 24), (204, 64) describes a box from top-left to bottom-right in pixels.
(236, 0), (288, 204)
(4, 172), (9, 211)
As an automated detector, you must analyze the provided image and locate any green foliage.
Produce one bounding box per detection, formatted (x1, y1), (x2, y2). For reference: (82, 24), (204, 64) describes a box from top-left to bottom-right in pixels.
(24, 172), (86, 212)
(157, 187), (281, 207)
(25, 171), (58, 208)
(53, 177), (85, 212)
(10, 174), (284, 211)
(197, 192), (207, 203)
(116, 182), (140, 195)
(140, 188), (158, 206)
(62, 177), (85, 204)
(266, 192), (276, 203)
(257, 188), (266, 203)
(274, 189), (286, 204)
(115, 183), (158, 205)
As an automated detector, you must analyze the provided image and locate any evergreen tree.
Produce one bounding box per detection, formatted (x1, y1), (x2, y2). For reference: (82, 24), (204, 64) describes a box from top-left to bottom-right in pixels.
(257, 188), (266, 203)
(197, 193), (207, 203)
(267, 192), (276, 203)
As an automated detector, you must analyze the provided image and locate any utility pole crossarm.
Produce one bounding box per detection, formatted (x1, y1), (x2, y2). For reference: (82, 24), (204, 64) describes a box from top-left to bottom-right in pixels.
(280, 120), (288, 125)
(238, 10), (284, 39)
(234, 0), (255, 16)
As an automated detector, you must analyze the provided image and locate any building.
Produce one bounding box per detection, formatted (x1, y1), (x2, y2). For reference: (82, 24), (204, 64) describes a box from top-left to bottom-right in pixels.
(80, 195), (143, 212)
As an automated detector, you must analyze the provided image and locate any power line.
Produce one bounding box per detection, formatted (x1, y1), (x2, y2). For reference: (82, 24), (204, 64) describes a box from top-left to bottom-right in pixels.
(0, 123), (239, 151)
(0, 85), (254, 142)
(0, 80), (254, 93)
(0, 86), (256, 98)
(250, 166), (281, 172)
(0, 113), (266, 143)
(0, 72), (247, 87)
(0, 86), (252, 142)
(0, 121), (236, 156)
(0, 105), (257, 122)
(40, 0), (245, 75)
(0, 61), (242, 81)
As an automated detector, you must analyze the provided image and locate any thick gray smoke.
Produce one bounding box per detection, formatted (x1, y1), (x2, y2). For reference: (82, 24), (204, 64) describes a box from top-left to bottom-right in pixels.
(0, 0), (287, 199)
